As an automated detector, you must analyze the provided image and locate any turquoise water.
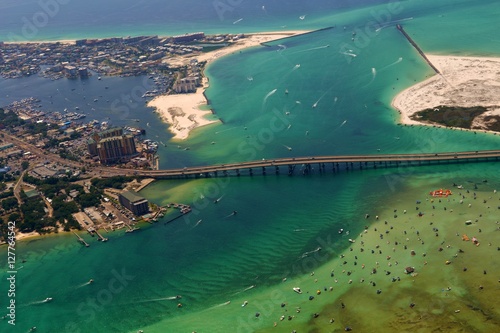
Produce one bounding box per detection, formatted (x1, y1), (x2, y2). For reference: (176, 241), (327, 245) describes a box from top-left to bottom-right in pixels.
(1, 1), (500, 332)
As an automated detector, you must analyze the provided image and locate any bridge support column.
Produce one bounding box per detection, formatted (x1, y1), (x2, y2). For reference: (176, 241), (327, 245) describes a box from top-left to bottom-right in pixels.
(249, 168), (253, 176)
(275, 166), (280, 174)
(262, 166), (266, 175)
(236, 169), (240, 177)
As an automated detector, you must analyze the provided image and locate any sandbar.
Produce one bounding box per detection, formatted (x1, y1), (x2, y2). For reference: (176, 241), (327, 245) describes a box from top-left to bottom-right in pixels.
(392, 55), (500, 130)
(148, 31), (309, 140)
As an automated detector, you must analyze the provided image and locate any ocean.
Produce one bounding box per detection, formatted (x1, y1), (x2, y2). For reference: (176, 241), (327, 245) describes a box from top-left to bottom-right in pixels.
(1, 1), (499, 332)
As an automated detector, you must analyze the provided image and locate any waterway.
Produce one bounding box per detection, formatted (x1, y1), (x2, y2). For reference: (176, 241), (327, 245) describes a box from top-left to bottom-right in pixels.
(0, 1), (499, 332)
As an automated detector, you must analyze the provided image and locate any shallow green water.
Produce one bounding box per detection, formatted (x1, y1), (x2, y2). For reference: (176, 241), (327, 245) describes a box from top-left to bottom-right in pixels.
(1, 1), (500, 332)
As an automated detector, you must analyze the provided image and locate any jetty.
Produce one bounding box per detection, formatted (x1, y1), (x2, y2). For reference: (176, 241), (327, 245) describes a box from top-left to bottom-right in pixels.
(72, 231), (89, 247)
(397, 24), (440, 74)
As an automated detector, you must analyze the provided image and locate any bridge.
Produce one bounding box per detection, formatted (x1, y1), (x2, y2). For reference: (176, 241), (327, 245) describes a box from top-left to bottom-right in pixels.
(110, 150), (500, 179)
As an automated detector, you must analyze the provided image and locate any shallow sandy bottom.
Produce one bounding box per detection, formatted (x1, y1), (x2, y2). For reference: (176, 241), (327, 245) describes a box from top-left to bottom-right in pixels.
(140, 179), (499, 333)
(257, 182), (500, 333)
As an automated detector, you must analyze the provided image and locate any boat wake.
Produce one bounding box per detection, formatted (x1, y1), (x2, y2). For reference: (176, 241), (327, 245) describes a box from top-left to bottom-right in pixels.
(263, 88), (277, 105)
(277, 44), (287, 52)
(300, 247), (322, 259)
(138, 295), (182, 303)
(215, 127), (237, 134)
(191, 219), (203, 229)
(224, 211), (237, 218)
(210, 300), (231, 309)
(365, 67), (377, 86)
(380, 57), (403, 71)
(27, 297), (53, 306)
(233, 18), (243, 24)
(291, 44), (330, 54)
(376, 17), (413, 32)
(214, 195), (224, 204)
(233, 285), (256, 295)
(312, 91), (328, 108)
(340, 51), (357, 58)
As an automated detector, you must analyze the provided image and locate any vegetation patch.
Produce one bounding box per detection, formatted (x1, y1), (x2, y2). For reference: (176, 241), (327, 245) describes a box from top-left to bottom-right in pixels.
(410, 105), (488, 129)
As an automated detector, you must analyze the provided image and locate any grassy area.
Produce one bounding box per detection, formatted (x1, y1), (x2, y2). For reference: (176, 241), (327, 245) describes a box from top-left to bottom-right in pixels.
(410, 105), (487, 129)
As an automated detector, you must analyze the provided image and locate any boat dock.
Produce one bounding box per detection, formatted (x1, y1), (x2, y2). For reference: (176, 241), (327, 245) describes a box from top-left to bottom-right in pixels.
(95, 229), (108, 242)
(73, 231), (89, 247)
(396, 24), (440, 74)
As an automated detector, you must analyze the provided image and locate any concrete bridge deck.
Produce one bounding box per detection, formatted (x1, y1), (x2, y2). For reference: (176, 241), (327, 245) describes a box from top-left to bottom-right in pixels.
(115, 150), (500, 179)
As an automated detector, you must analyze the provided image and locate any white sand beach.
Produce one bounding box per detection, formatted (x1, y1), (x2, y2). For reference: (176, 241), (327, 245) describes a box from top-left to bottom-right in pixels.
(392, 55), (500, 129)
(148, 31), (309, 140)
(148, 77), (216, 140)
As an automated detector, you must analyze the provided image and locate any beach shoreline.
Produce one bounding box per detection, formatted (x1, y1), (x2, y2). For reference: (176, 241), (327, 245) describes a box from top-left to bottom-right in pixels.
(392, 54), (500, 132)
(147, 30), (309, 140)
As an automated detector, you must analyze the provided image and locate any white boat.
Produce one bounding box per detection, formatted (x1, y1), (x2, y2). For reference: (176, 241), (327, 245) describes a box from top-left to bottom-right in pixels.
(293, 287), (302, 294)
(44, 297), (53, 302)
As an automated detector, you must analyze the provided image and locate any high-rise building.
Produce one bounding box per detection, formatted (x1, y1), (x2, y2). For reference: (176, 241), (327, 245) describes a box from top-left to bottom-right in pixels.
(87, 127), (138, 164)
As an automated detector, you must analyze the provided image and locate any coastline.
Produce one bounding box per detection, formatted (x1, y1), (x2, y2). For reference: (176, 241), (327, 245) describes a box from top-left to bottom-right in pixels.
(392, 54), (500, 131)
(147, 30), (309, 140)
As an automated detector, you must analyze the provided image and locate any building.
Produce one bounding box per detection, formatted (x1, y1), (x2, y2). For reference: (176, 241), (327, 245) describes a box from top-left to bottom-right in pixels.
(119, 190), (149, 216)
(97, 135), (137, 164)
(172, 32), (204, 43)
(87, 127), (138, 164)
(173, 76), (200, 93)
(0, 143), (14, 151)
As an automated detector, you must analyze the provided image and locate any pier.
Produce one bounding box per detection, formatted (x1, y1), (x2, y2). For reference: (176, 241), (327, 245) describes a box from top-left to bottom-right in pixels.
(117, 150), (500, 179)
(397, 24), (440, 74)
(73, 231), (89, 247)
(94, 229), (108, 242)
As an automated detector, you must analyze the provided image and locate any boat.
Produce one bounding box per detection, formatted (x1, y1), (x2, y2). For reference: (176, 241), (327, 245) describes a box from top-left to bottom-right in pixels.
(242, 301), (248, 307)
(338, 228), (344, 234)
(44, 297), (53, 302)
(429, 189), (452, 197)
(293, 287), (302, 294)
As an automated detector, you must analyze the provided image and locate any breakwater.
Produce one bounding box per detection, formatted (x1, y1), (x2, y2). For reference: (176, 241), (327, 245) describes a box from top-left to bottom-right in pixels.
(397, 24), (440, 74)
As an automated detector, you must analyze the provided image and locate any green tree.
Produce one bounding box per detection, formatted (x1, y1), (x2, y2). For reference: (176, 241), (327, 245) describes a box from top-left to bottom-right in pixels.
(1, 197), (19, 211)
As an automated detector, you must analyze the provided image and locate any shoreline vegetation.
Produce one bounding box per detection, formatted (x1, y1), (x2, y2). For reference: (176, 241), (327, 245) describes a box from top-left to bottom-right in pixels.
(392, 54), (500, 133)
(146, 30), (309, 140)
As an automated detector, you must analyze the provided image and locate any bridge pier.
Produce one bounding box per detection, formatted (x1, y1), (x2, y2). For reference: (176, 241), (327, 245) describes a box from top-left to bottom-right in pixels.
(275, 166), (280, 174)
(249, 168), (253, 176)
(262, 166), (266, 175)
(236, 169), (240, 177)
